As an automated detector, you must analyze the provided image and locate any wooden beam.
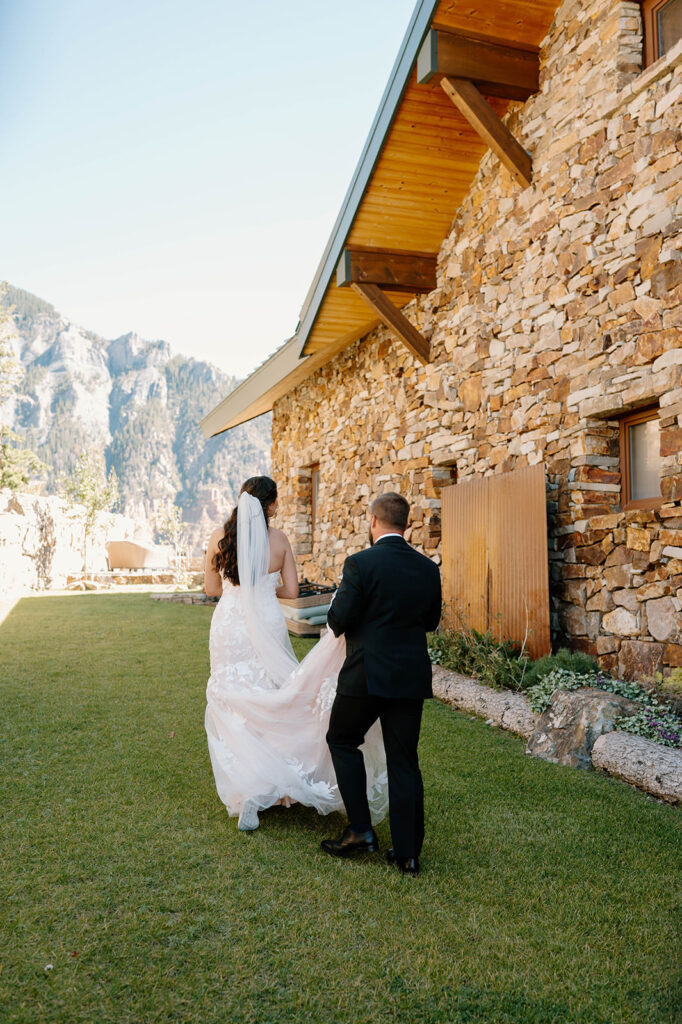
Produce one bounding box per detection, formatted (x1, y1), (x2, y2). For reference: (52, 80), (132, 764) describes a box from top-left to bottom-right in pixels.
(350, 282), (430, 364)
(417, 28), (539, 100)
(337, 247), (437, 293)
(440, 77), (532, 189)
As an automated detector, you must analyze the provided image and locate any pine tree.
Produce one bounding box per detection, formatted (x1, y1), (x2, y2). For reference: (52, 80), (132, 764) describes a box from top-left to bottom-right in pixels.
(0, 282), (46, 490)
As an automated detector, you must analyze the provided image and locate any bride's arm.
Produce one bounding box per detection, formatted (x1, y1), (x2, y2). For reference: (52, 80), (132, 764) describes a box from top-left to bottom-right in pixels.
(204, 528), (224, 597)
(276, 533), (298, 600)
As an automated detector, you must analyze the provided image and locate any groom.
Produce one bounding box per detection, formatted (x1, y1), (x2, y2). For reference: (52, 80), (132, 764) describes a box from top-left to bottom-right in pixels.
(321, 492), (442, 876)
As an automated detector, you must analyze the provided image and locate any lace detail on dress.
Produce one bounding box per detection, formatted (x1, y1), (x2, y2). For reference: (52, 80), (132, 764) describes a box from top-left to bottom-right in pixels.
(208, 573), (286, 693)
(314, 674), (337, 715)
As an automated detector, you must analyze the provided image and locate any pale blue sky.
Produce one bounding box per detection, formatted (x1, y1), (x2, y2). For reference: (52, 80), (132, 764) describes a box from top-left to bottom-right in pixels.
(1, 0), (416, 376)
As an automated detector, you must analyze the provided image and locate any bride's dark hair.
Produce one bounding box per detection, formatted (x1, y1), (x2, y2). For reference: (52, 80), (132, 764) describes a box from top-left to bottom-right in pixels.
(214, 476), (278, 585)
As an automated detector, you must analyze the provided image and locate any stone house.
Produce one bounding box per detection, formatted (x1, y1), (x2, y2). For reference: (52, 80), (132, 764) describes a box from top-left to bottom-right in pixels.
(202, 0), (682, 678)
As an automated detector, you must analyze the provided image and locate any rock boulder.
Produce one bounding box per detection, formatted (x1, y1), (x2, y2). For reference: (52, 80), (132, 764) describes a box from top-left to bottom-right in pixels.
(526, 688), (640, 769)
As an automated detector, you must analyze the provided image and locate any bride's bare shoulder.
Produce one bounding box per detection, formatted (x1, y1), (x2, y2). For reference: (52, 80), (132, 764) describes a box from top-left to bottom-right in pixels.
(207, 526), (224, 550)
(268, 526), (291, 548)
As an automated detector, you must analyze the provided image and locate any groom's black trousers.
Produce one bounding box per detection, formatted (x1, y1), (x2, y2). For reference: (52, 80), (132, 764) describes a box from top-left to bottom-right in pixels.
(327, 694), (425, 859)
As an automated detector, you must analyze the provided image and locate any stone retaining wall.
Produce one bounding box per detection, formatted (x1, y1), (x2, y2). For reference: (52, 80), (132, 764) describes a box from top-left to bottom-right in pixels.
(272, 0), (682, 675)
(432, 665), (682, 803)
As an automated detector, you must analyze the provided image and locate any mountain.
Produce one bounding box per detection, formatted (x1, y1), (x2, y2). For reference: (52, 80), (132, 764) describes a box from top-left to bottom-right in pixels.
(0, 285), (271, 552)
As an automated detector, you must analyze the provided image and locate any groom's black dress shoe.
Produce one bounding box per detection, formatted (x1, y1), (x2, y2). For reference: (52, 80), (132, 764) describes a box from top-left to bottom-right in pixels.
(320, 826), (379, 857)
(386, 848), (420, 876)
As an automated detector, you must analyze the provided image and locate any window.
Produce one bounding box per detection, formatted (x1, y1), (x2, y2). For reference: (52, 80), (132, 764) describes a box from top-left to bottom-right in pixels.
(642, 0), (682, 65)
(619, 407), (662, 508)
(310, 463), (320, 538)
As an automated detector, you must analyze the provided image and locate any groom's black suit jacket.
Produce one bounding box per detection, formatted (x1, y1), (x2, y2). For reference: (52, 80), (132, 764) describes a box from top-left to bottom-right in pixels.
(326, 536), (442, 700)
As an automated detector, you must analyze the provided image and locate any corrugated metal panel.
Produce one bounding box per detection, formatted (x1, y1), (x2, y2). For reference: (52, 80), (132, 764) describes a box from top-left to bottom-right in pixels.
(442, 474), (488, 630)
(441, 464), (550, 659)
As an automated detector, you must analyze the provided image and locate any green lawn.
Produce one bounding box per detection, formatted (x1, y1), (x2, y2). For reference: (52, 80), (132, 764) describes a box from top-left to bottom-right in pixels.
(1, 593), (680, 1024)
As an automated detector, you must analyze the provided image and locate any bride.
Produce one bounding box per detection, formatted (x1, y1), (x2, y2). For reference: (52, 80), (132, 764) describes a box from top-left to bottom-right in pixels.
(203, 475), (387, 832)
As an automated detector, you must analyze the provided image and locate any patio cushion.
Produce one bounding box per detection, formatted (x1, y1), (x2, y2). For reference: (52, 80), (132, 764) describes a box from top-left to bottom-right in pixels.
(283, 602), (331, 621)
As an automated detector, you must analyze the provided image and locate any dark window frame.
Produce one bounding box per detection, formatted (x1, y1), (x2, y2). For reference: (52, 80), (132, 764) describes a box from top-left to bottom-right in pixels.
(619, 405), (663, 510)
(642, 0), (681, 66)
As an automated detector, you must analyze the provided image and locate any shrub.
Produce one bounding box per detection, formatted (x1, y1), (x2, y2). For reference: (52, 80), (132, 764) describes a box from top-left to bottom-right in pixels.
(519, 647), (600, 690)
(428, 627), (529, 692)
(429, 623), (682, 749)
(653, 667), (682, 698)
(427, 634), (604, 695)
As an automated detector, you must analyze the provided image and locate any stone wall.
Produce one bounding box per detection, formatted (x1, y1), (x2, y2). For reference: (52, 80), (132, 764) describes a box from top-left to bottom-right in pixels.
(0, 489), (140, 591)
(271, 0), (682, 677)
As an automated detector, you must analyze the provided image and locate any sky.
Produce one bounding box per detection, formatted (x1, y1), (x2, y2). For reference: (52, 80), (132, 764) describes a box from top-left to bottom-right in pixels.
(0, 0), (416, 377)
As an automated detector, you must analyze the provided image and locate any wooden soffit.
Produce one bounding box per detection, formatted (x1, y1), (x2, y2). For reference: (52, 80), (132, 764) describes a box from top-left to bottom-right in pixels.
(298, 0), (556, 359)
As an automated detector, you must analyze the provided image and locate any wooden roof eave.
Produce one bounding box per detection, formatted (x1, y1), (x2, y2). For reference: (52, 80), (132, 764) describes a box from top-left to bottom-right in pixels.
(295, 0), (440, 359)
(199, 337), (301, 437)
(198, 317), (389, 436)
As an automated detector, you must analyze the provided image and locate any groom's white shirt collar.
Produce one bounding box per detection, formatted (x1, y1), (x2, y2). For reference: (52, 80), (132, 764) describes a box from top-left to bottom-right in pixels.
(374, 533), (404, 542)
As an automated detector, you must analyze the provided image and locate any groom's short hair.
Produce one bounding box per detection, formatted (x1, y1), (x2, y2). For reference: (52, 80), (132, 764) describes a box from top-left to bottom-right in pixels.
(371, 492), (409, 530)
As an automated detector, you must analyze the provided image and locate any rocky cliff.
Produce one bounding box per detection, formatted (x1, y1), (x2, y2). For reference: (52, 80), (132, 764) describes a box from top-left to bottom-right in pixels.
(0, 285), (271, 552)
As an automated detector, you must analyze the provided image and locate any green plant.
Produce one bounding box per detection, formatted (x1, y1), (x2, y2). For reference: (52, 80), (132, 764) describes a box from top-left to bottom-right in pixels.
(0, 426), (47, 489)
(32, 499), (56, 589)
(0, 286), (46, 489)
(428, 627), (529, 691)
(0, 285), (22, 404)
(60, 447), (119, 570)
(526, 668), (595, 712)
(155, 500), (192, 586)
(518, 647), (600, 691)
(527, 668), (645, 713)
(615, 706), (682, 748)
(653, 667), (682, 697)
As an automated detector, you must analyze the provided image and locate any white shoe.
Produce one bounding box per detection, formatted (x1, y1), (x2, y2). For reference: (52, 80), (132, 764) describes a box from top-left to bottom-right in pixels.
(238, 800), (260, 832)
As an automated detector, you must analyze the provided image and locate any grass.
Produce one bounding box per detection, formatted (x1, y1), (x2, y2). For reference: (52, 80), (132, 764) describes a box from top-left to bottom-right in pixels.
(0, 593), (680, 1024)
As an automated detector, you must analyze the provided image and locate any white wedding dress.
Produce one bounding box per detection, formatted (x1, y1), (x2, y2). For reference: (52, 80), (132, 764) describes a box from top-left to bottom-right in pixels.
(205, 492), (388, 827)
